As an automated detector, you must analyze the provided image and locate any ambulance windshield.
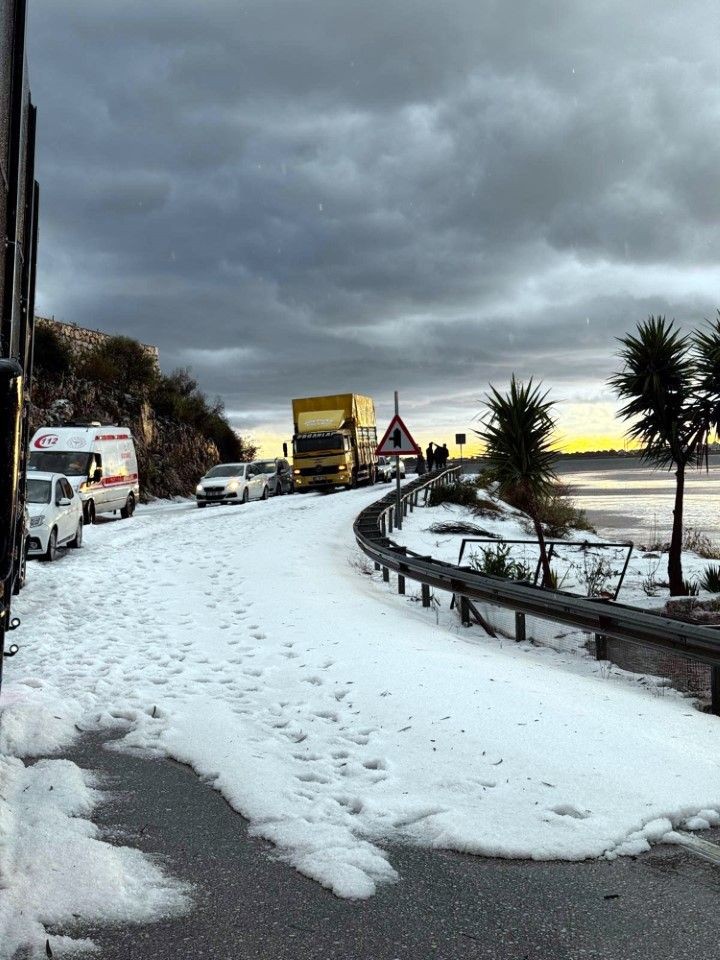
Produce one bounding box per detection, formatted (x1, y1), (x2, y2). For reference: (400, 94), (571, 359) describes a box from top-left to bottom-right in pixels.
(28, 450), (92, 477)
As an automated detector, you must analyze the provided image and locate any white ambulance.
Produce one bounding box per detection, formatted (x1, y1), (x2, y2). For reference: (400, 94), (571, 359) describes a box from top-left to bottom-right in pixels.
(28, 423), (140, 524)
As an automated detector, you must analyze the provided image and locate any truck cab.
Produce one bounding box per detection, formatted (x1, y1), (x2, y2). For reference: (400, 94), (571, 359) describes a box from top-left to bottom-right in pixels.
(291, 394), (378, 491)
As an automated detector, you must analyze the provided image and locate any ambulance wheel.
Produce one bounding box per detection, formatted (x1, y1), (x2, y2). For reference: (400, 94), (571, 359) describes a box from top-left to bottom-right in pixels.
(121, 493), (136, 519)
(83, 500), (96, 525)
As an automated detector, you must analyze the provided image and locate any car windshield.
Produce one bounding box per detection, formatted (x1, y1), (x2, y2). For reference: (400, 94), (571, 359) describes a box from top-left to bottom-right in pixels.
(26, 478), (52, 504)
(28, 450), (91, 477)
(294, 434), (345, 453)
(204, 464), (244, 478)
(255, 461), (277, 474)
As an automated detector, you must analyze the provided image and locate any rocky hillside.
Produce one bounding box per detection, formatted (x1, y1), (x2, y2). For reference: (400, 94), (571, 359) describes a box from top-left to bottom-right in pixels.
(29, 326), (256, 500)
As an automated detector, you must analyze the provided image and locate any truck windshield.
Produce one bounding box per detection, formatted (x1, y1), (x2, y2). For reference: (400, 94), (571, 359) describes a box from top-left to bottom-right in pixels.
(28, 451), (91, 477)
(294, 434), (345, 453)
(26, 479), (52, 504)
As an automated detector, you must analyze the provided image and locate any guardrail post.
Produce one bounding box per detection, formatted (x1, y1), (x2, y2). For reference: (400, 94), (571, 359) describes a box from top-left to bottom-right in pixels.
(515, 612), (526, 643)
(383, 567), (390, 583)
(421, 583), (431, 608)
(403, 500), (408, 517)
(712, 668), (720, 717)
(398, 575), (405, 595)
(388, 509), (394, 534)
(594, 634), (607, 660)
(374, 561), (381, 571)
(460, 595), (470, 627)
(380, 515), (386, 537)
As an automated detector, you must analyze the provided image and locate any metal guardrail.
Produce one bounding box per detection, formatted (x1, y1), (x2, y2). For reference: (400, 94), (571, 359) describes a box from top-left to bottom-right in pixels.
(353, 467), (720, 714)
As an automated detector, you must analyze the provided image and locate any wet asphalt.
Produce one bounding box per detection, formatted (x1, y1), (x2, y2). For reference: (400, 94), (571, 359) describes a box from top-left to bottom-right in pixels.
(31, 733), (720, 960)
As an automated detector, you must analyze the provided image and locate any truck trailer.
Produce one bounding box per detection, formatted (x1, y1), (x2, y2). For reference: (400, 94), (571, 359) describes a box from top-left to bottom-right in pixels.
(291, 394), (378, 491)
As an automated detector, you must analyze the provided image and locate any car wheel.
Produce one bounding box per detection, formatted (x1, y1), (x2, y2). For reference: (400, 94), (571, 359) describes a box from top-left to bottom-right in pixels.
(242, 488), (249, 504)
(83, 500), (96, 525)
(44, 527), (58, 562)
(120, 493), (135, 519)
(70, 520), (83, 548)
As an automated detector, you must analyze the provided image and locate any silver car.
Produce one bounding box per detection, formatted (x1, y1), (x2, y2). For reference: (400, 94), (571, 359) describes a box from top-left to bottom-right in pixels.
(196, 463), (270, 507)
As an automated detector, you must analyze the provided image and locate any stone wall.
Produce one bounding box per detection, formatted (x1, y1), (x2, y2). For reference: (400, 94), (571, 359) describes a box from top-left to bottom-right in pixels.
(35, 315), (159, 365)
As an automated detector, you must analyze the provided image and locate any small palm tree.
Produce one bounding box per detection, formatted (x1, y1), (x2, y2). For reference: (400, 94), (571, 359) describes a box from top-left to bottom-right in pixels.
(610, 316), (703, 596)
(476, 376), (557, 587)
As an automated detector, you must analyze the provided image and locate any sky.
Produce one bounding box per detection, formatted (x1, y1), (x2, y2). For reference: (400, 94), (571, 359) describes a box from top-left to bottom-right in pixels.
(27, 0), (720, 457)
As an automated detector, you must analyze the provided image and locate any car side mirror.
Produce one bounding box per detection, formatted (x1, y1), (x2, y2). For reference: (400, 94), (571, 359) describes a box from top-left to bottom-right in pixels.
(57, 497), (71, 507)
(92, 468), (102, 482)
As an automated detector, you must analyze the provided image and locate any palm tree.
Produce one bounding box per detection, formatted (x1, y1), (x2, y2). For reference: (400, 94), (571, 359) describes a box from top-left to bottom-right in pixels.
(693, 311), (720, 453)
(610, 316), (704, 596)
(476, 376), (557, 587)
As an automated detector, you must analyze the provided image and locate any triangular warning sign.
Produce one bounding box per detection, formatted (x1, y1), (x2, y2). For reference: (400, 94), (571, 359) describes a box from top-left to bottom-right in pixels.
(376, 414), (421, 456)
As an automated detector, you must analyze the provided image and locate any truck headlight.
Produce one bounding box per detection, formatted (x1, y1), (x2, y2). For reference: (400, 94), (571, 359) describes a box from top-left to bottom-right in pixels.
(30, 515), (44, 528)
(293, 469), (300, 476)
(337, 465), (346, 472)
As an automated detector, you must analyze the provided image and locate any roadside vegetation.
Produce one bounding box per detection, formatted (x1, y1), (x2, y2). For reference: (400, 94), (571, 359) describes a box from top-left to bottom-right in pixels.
(611, 313), (720, 596)
(31, 325), (255, 499)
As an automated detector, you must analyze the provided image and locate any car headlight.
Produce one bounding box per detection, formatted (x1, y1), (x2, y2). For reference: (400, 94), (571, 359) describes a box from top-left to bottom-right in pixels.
(226, 480), (239, 491)
(30, 515), (44, 528)
(337, 465), (346, 472)
(196, 484), (204, 493)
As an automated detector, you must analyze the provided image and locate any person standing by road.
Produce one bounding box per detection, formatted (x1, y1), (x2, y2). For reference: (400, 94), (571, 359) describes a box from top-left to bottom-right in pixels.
(426, 442), (435, 471)
(440, 443), (449, 468)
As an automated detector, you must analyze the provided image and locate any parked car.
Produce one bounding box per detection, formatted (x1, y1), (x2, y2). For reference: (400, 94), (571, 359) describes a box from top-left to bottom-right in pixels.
(26, 472), (84, 561)
(28, 423), (139, 524)
(251, 458), (294, 495)
(377, 456), (405, 481)
(196, 462), (270, 507)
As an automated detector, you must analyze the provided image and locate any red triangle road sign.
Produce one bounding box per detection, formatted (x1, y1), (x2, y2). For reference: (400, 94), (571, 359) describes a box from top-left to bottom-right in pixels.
(376, 414), (421, 456)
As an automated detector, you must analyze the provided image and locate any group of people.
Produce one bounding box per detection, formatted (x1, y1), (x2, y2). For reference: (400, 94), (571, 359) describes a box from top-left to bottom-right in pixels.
(416, 441), (449, 474)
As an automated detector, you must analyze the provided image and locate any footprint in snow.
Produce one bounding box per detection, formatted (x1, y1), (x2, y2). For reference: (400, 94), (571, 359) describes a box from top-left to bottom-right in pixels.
(550, 803), (590, 819)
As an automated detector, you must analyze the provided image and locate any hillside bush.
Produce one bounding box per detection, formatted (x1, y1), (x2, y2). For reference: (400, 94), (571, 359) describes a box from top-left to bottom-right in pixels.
(33, 324), (74, 380)
(79, 335), (158, 394)
(700, 564), (720, 593)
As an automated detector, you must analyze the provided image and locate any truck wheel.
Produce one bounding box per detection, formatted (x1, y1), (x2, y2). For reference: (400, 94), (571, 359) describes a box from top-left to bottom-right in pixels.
(346, 469), (358, 490)
(120, 493), (135, 519)
(83, 500), (96, 525)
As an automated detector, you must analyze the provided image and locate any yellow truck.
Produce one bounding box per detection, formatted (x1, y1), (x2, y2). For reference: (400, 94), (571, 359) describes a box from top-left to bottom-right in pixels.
(291, 394), (378, 491)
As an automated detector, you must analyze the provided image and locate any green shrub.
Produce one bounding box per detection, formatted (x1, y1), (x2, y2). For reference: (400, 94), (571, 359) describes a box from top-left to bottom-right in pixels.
(469, 543), (531, 581)
(428, 480), (479, 508)
(534, 484), (594, 537)
(683, 527), (720, 559)
(700, 564), (720, 592)
(33, 324), (74, 379)
(79, 336), (158, 394)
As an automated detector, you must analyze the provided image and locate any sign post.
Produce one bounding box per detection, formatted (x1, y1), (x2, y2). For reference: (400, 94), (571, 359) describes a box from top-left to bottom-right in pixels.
(455, 433), (466, 472)
(376, 394), (421, 532)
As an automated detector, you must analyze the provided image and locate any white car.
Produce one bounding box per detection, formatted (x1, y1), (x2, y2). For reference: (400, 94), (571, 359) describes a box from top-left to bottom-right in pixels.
(377, 456), (406, 482)
(196, 462), (270, 507)
(26, 472), (84, 561)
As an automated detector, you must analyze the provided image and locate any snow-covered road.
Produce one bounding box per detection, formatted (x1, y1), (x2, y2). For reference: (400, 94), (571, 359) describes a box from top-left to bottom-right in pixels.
(3, 487), (720, 955)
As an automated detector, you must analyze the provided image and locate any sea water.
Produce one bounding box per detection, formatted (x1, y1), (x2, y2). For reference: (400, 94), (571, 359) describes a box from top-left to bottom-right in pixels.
(555, 455), (720, 546)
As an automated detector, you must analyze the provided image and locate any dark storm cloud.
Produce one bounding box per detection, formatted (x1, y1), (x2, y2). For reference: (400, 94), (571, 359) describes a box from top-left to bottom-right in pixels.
(27, 0), (720, 439)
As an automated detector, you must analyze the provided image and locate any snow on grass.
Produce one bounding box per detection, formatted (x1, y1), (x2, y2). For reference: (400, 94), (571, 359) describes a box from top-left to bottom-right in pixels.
(3, 485), (720, 951)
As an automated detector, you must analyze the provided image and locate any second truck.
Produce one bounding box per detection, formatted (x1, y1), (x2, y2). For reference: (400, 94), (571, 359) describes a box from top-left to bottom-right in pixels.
(291, 394), (378, 491)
